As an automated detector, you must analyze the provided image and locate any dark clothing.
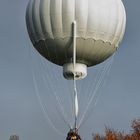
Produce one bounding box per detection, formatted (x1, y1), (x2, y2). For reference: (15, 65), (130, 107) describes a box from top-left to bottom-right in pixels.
(66, 131), (82, 140)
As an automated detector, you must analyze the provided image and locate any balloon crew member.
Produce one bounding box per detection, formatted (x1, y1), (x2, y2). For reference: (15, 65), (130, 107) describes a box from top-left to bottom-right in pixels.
(66, 129), (82, 140)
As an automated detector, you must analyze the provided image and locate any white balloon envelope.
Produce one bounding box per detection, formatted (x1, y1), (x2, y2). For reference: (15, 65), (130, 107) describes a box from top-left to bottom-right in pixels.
(26, 0), (126, 79)
(26, 0), (126, 131)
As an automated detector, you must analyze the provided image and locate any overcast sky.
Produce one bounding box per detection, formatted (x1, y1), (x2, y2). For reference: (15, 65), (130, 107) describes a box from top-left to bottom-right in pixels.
(0, 0), (140, 140)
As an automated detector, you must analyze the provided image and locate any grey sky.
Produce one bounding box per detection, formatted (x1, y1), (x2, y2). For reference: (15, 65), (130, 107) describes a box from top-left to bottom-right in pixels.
(0, 0), (140, 140)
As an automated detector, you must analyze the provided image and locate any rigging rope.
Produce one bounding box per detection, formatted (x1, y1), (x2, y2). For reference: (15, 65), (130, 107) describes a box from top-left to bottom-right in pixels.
(78, 56), (115, 129)
(39, 57), (72, 129)
(29, 46), (69, 136)
(32, 72), (65, 136)
(78, 54), (115, 128)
